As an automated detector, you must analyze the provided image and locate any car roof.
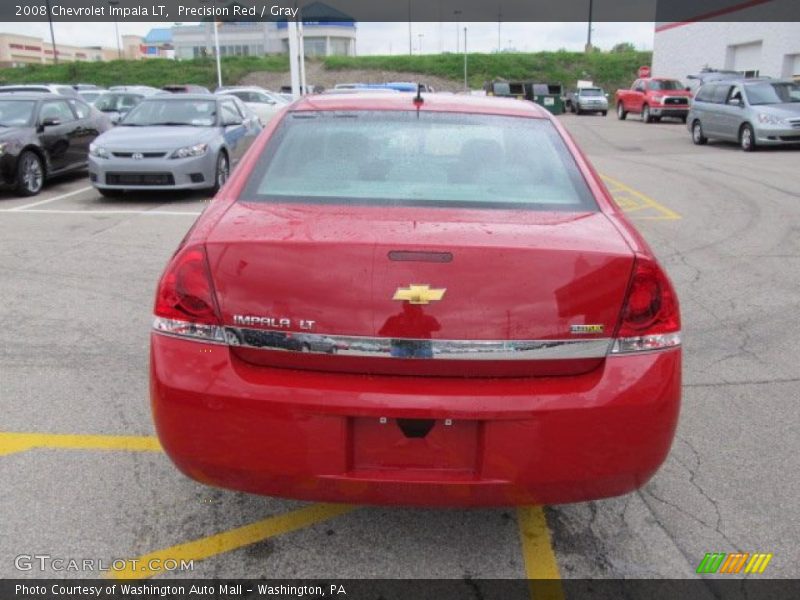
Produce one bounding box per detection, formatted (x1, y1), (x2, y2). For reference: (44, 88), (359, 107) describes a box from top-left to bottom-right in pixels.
(141, 93), (221, 101)
(704, 77), (780, 86)
(0, 92), (60, 100)
(291, 92), (550, 118)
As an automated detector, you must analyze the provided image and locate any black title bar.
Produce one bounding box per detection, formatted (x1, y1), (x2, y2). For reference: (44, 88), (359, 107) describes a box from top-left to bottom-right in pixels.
(4, 0), (800, 22)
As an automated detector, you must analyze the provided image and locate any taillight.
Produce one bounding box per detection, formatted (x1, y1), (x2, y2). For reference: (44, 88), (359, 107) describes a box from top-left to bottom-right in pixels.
(611, 256), (681, 353)
(152, 244), (226, 343)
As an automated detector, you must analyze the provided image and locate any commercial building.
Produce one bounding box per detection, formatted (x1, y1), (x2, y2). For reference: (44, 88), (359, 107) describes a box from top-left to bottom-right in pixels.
(171, 20), (356, 60)
(0, 33), (119, 67)
(653, 7), (800, 82)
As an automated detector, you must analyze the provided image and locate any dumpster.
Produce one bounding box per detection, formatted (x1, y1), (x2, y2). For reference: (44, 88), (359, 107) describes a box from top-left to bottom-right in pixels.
(528, 83), (565, 115)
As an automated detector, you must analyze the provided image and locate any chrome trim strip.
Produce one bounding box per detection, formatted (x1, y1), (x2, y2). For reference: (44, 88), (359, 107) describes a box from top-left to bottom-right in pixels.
(153, 318), (612, 360)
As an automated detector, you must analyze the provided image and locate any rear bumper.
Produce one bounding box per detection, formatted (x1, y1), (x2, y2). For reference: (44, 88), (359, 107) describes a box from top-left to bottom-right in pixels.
(150, 333), (681, 507)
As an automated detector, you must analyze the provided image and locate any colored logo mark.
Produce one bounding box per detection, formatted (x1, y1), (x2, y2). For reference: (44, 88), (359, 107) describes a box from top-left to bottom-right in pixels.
(696, 552), (772, 574)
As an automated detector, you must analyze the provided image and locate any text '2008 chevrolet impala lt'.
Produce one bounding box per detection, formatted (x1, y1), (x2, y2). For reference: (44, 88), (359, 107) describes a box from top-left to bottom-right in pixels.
(150, 91), (681, 507)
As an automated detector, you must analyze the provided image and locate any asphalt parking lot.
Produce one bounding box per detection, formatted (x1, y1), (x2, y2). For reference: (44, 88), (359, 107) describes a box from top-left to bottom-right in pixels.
(1, 112), (798, 585)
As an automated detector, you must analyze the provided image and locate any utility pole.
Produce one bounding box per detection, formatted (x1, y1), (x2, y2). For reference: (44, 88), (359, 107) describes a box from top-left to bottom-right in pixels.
(408, 0), (412, 55)
(109, 0), (121, 59)
(463, 27), (468, 92)
(586, 0), (594, 52)
(213, 21), (222, 88)
(44, 0), (57, 64)
(454, 10), (461, 53)
(498, 8), (501, 53)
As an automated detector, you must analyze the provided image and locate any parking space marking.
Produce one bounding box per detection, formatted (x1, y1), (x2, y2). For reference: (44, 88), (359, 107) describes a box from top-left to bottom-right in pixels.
(0, 208), (202, 216)
(8, 186), (94, 211)
(517, 507), (564, 600)
(601, 174), (682, 221)
(0, 431), (161, 456)
(110, 503), (355, 579)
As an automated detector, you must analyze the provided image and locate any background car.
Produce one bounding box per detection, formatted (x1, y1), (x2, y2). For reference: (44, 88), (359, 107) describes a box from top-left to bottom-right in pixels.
(688, 79), (800, 151)
(615, 78), (693, 123)
(77, 89), (107, 105)
(214, 86), (288, 125)
(0, 93), (111, 196)
(93, 89), (160, 124)
(569, 87), (609, 115)
(0, 84), (78, 97)
(88, 94), (261, 197)
(162, 84), (211, 94)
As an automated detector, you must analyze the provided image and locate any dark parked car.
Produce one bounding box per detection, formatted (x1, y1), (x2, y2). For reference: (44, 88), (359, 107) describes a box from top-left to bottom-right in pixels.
(0, 93), (111, 196)
(161, 84), (211, 94)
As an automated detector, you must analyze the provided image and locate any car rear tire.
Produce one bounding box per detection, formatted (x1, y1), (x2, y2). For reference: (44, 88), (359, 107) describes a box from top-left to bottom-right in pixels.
(642, 105), (652, 123)
(616, 103), (627, 120)
(15, 151), (44, 197)
(207, 151), (229, 196)
(680, 115), (688, 124)
(740, 124), (756, 152)
(98, 188), (124, 198)
(601, 111), (608, 116)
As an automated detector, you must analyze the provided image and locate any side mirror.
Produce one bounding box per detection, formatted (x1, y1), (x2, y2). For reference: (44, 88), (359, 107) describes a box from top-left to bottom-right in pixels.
(224, 118), (243, 127)
(730, 97), (743, 107)
(41, 117), (61, 128)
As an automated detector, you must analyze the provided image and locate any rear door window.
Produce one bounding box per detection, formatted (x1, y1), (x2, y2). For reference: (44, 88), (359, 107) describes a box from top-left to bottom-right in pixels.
(241, 111), (597, 212)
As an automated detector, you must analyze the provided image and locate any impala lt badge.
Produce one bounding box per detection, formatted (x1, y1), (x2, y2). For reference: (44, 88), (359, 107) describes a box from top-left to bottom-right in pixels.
(570, 324), (605, 334)
(392, 284), (446, 305)
(233, 315), (315, 330)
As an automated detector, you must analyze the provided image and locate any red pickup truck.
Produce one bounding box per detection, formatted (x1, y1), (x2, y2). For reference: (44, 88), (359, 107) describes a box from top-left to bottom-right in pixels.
(615, 78), (693, 123)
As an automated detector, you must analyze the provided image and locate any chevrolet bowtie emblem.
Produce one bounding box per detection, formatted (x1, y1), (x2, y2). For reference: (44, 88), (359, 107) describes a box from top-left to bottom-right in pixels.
(393, 284), (446, 305)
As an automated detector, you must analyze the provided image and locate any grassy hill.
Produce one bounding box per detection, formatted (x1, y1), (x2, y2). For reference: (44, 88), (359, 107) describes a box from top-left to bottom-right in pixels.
(325, 50), (652, 92)
(0, 50), (651, 92)
(0, 55), (289, 88)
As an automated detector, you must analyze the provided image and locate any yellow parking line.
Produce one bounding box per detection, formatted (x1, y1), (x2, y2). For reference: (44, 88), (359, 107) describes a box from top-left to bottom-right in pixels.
(109, 503), (355, 579)
(600, 174), (682, 220)
(517, 506), (564, 600)
(0, 431), (161, 456)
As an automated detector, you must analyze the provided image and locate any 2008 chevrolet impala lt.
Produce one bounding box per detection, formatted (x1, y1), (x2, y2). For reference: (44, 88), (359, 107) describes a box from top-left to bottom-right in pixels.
(150, 92), (681, 507)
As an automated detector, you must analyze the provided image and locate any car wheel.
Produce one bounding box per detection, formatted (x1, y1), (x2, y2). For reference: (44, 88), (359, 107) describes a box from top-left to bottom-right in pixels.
(740, 124), (756, 152)
(616, 103), (627, 120)
(207, 151), (229, 196)
(15, 150), (44, 197)
(692, 121), (708, 145)
(98, 188), (125, 198)
(576, 107), (583, 115)
(601, 111), (607, 116)
(642, 105), (652, 123)
(681, 115), (688, 124)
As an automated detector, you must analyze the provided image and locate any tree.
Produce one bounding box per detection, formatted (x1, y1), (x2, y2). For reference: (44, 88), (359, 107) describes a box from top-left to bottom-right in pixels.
(611, 42), (637, 53)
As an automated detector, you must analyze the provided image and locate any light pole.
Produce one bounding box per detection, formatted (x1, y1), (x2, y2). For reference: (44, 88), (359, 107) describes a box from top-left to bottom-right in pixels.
(408, 0), (412, 55)
(418, 33), (424, 55)
(109, 0), (122, 59)
(586, 0), (594, 52)
(463, 27), (468, 92)
(453, 10), (461, 53)
(44, 0), (57, 64)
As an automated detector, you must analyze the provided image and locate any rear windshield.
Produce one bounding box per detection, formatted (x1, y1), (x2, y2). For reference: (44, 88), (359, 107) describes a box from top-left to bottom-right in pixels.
(241, 111), (597, 211)
(579, 89), (604, 96)
(648, 80), (684, 91)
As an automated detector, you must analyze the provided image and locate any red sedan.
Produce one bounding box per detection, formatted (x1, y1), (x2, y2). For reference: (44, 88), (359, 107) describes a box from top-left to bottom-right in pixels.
(151, 92), (681, 507)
